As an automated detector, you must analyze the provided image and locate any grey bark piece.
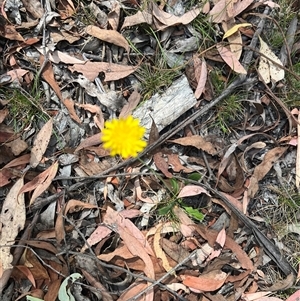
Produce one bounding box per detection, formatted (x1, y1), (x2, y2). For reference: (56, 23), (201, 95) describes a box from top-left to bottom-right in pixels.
(133, 75), (196, 138)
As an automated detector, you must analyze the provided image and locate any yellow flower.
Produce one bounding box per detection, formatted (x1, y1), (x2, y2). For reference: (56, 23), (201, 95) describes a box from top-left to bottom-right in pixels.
(101, 116), (147, 158)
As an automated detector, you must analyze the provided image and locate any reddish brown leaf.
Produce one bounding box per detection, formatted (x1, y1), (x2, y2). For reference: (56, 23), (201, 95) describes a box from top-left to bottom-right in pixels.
(64, 199), (98, 214)
(19, 162), (58, 205)
(183, 270), (227, 291)
(216, 44), (247, 74)
(154, 151), (173, 178)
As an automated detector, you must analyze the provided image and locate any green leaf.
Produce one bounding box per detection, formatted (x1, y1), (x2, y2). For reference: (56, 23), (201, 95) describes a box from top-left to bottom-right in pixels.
(170, 178), (180, 195)
(183, 206), (204, 222)
(158, 203), (174, 215)
(187, 173), (202, 182)
(58, 273), (82, 301)
(26, 297), (44, 301)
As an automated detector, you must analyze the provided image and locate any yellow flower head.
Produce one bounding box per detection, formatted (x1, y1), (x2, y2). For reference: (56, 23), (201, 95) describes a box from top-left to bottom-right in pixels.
(101, 116), (147, 158)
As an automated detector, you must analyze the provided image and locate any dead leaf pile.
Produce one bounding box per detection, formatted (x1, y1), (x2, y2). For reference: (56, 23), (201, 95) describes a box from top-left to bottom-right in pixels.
(0, 0), (299, 300)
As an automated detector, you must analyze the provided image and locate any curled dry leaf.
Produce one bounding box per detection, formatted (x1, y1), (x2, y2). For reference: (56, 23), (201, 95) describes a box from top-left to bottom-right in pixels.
(182, 270), (227, 291)
(30, 118), (53, 168)
(85, 25), (130, 53)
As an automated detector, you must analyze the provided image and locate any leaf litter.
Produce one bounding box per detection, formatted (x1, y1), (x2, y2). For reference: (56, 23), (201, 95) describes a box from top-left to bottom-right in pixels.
(0, 0), (299, 300)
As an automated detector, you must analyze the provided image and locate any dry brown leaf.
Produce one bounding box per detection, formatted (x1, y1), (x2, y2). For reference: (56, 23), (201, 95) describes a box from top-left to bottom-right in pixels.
(118, 282), (148, 301)
(62, 98), (81, 124)
(64, 199), (98, 214)
(0, 177), (25, 277)
(29, 162), (58, 205)
(217, 44), (247, 74)
(208, 228), (226, 260)
(182, 270), (227, 291)
(194, 56), (208, 99)
(6, 69), (29, 82)
(153, 225), (173, 272)
(248, 147), (288, 198)
(178, 185), (211, 198)
(286, 290), (300, 301)
(2, 153), (30, 169)
(44, 279), (61, 301)
(171, 135), (218, 155)
(121, 11), (152, 29)
(22, 0), (44, 19)
(75, 134), (102, 153)
(222, 20), (243, 60)
(85, 25), (130, 52)
(134, 178), (155, 203)
(161, 238), (190, 265)
(152, 3), (201, 30)
(209, 0), (254, 22)
(119, 90), (141, 118)
(108, 1), (121, 30)
(41, 58), (81, 123)
(98, 243), (136, 262)
(69, 61), (138, 82)
(167, 153), (194, 173)
(57, 0), (76, 19)
(0, 108), (8, 123)
(19, 162), (58, 205)
(49, 51), (85, 64)
(82, 225), (112, 252)
(6, 137), (28, 156)
(1, 25), (25, 41)
(195, 224), (253, 271)
(30, 118), (53, 167)
(76, 103), (104, 129)
(154, 151), (173, 178)
(103, 207), (155, 301)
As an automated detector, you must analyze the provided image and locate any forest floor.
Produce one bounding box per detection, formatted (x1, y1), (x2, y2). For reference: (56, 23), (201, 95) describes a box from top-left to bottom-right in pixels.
(1, 0), (300, 300)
